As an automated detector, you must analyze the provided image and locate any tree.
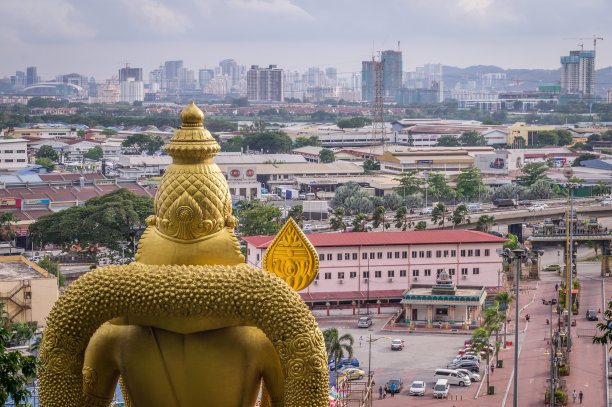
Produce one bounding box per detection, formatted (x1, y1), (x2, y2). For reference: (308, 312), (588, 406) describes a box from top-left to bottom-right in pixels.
(426, 172), (453, 202)
(394, 206), (413, 231)
(534, 130), (558, 147)
(382, 192), (403, 211)
(470, 306), (501, 392)
(37, 257), (66, 286)
(516, 162), (550, 187)
(436, 135), (460, 147)
(330, 207), (347, 232)
(393, 170), (424, 199)
(495, 291), (514, 349)
(287, 205), (304, 228)
(294, 136), (321, 148)
(455, 168), (485, 200)
(319, 149), (335, 163)
(557, 130), (573, 146)
(77, 129), (86, 138)
(9, 322), (34, 347)
(503, 233), (520, 250)
(0, 324), (38, 405)
(459, 131), (487, 146)
(372, 206), (388, 230)
(101, 129), (118, 136)
(344, 194), (373, 216)
(234, 200), (282, 237)
(475, 215), (496, 233)
(363, 159), (380, 172)
(244, 131), (292, 153)
(221, 135), (245, 152)
(525, 178), (554, 200)
(35, 157), (55, 172)
(511, 136), (526, 149)
(122, 133), (165, 155)
(431, 202), (446, 228)
(414, 221), (427, 231)
(323, 327), (354, 386)
(36, 145), (59, 162)
(352, 214), (369, 232)
(494, 183), (525, 200)
(593, 180), (611, 196)
(83, 146), (103, 161)
(0, 212), (17, 254)
(29, 188), (154, 260)
(331, 182), (361, 209)
(450, 204), (471, 228)
(337, 117), (371, 129)
(572, 153), (597, 167)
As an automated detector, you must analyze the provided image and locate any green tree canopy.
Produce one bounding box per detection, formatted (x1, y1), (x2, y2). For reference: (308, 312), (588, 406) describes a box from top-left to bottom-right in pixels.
(435, 135), (460, 147)
(330, 207), (347, 232)
(351, 213), (370, 232)
(37, 257), (66, 286)
(372, 206), (388, 230)
(382, 192), (403, 210)
(459, 131), (487, 146)
(294, 136), (321, 148)
(29, 188), (154, 258)
(394, 206), (413, 231)
(101, 128), (118, 136)
(414, 221), (427, 231)
(557, 130), (573, 146)
(450, 204), (471, 227)
(36, 145), (59, 162)
(572, 153), (597, 167)
(77, 129), (86, 138)
(534, 130), (558, 147)
(393, 170), (424, 198)
(455, 168), (485, 199)
(363, 159), (380, 172)
(0, 324), (38, 405)
(287, 204), (304, 227)
(331, 181), (361, 208)
(323, 328), (354, 372)
(121, 133), (165, 155)
(244, 131), (292, 153)
(336, 117), (371, 129)
(83, 146), (104, 161)
(35, 157), (55, 172)
(516, 162), (550, 187)
(234, 200), (282, 237)
(319, 149), (335, 163)
(426, 172), (453, 201)
(503, 233), (520, 250)
(475, 215), (496, 232)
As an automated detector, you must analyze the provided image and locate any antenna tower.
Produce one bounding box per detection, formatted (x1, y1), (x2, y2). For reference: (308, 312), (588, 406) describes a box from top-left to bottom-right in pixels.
(371, 54), (386, 156)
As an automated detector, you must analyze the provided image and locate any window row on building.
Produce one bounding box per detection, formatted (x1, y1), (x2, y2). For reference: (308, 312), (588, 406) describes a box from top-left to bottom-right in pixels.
(1, 159), (26, 163)
(316, 267), (480, 280)
(3, 150), (26, 153)
(317, 249), (491, 262)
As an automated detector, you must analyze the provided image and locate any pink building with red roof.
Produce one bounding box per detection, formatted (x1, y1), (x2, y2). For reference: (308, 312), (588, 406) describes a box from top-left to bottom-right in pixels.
(242, 230), (505, 310)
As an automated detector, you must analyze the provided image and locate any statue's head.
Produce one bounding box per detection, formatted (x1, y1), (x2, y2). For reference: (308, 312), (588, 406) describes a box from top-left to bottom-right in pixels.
(135, 102), (244, 266)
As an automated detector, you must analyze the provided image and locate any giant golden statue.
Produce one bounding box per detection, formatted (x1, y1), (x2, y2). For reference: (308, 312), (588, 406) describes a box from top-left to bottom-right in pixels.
(39, 103), (329, 407)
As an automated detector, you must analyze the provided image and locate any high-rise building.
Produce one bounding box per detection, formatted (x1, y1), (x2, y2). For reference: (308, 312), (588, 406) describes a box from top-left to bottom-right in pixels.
(247, 65), (284, 102)
(199, 69), (215, 90)
(219, 59), (239, 86)
(164, 60), (183, 90)
(381, 50), (402, 98)
(361, 60), (377, 101)
(26, 67), (39, 86)
(325, 67), (337, 82)
(119, 67), (144, 103)
(561, 50), (595, 95)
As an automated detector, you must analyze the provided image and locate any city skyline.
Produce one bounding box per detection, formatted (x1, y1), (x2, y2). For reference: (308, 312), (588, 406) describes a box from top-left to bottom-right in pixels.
(1, 0), (611, 80)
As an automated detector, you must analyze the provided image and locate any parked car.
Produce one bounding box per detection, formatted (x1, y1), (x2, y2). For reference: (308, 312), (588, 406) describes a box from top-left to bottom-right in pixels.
(456, 368), (481, 382)
(434, 368), (471, 387)
(447, 360), (479, 373)
(409, 380), (426, 396)
(328, 357), (359, 371)
(586, 309), (599, 321)
(391, 339), (404, 351)
(544, 264), (561, 272)
(386, 378), (403, 394)
(466, 203), (481, 211)
(433, 379), (450, 398)
(452, 354), (481, 364)
(357, 316), (373, 328)
(420, 207), (433, 215)
(339, 367), (365, 381)
(601, 199), (612, 206)
(518, 200), (532, 206)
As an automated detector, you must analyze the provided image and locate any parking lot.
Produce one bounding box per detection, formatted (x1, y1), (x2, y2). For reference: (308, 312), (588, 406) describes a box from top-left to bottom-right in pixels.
(317, 317), (494, 402)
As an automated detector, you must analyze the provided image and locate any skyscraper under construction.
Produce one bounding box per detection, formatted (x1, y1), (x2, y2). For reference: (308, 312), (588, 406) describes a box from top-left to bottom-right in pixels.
(361, 49), (403, 101)
(561, 50), (595, 95)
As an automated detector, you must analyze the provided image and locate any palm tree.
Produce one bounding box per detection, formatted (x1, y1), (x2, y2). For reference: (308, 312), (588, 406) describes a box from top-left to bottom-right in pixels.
(352, 213), (369, 232)
(287, 204), (304, 228)
(29, 335), (42, 358)
(476, 215), (496, 233)
(431, 202), (446, 228)
(372, 206), (387, 231)
(585, 240), (600, 258)
(495, 291), (515, 349)
(470, 306), (501, 392)
(449, 204), (471, 229)
(323, 328), (354, 386)
(0, 212), (18, 254)
(394, 206), (413, 231)
(330, 207), (347, 232)
(414, 221), (427, 231)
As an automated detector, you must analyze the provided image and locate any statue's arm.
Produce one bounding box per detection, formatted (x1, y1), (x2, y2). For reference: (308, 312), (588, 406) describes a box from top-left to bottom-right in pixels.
(82, 322), (122, 405)
(261, 338), (284, 407)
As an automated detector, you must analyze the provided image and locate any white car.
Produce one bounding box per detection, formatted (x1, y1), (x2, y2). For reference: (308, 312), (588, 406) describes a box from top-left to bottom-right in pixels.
(409, 380), (426, 396)
(456, 368), (481, 382)
(420, 207), (433, 215)
(601, 199), (612, 206)
(527, 204), (546, 212)
(452, 354), (481, 364)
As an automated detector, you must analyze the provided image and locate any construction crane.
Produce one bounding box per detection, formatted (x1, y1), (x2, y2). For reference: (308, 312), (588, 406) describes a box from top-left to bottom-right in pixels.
(563, 35), (604, 96)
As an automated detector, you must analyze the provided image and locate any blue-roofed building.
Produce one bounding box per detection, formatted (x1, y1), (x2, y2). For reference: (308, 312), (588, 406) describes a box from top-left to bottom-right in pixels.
(578, 159), (612, 170)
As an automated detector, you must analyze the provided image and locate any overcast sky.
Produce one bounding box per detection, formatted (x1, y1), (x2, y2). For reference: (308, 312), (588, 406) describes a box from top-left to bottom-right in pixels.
(1, 0), (611, 80)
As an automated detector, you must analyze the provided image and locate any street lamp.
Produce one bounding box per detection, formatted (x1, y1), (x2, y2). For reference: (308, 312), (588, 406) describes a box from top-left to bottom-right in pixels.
(501, 248), (530, 407)
(543, 298), (558, 406)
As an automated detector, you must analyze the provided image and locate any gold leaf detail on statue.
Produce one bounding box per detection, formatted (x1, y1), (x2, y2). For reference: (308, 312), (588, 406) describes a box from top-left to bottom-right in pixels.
(262, 218), (319, 291)
(159, 192), (206, 240)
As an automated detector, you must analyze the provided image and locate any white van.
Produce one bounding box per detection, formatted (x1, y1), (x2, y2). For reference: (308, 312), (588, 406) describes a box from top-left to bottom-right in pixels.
(434, 369), (471, 387)
(433, 379), (450, 398)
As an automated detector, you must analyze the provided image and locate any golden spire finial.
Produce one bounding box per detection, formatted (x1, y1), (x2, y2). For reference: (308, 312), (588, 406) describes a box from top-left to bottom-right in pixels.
(134, 102), (243, 266)
(179, 101), (205, 128)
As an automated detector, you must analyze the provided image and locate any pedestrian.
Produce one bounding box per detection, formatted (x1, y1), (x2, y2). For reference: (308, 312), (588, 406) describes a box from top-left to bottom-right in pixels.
(572, 390), (577, 403)
(378, 385), (383, 399)
(579, 390), (583, 404)
(359, 336), (363, 348)
(491, 362), (495, 374)
(555, 283), (559, 292)
(384, 384), (388, 398)
(390, 383), (395, 397)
